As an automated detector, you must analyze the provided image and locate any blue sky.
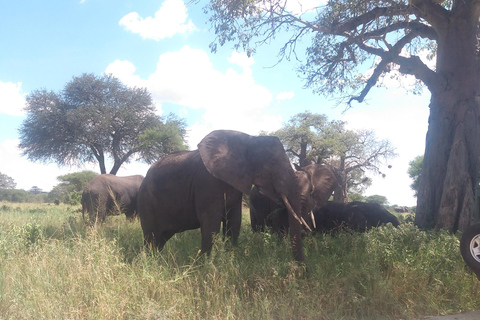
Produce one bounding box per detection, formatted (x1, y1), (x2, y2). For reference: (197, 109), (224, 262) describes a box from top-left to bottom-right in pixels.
(0, 0), (431, 206)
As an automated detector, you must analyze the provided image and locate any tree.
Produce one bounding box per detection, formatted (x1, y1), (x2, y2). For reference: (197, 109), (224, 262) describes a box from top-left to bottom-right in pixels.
(272, 112), (396, 203)
(201, 0), (480, 232)
(365, 195), (389, 206)
(271, 111), (343, 166)
(0, 172), (16, 189)
(408, 155), (424, 198)
(19, 73), (187, 175)
(28, 186), (43, 195)
(49, 171), (98, 204)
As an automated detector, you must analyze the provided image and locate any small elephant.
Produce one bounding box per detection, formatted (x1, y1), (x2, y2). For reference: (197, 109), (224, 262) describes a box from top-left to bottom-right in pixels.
(249, 164), (337, 235)
(81, 174), (144, 222)
(313, 201), (400, 233)
(137, 130), (308, 261)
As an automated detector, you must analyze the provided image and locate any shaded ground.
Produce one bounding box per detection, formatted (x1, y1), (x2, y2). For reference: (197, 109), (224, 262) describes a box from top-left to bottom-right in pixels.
(422, 311), (480, 320)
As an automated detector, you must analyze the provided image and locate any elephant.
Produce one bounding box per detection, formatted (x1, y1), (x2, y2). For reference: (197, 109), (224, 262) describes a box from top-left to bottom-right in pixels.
(249, 164), (337, 236)
(312, 201), (400, 233)
(393, 206), (409, 213)
(81, 174), (144, 223)
(137, 130), (308, 261)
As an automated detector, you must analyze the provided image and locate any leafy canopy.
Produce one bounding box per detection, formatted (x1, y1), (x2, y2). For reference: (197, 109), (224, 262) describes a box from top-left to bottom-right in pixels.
(408, 155), (423, 197)
(271, 112), (396, 202)
(49, 171), (98, 205)
(19, 73), (187, 175)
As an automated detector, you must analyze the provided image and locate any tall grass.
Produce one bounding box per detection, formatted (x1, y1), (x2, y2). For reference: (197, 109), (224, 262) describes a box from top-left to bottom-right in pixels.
(0, 202), (479, 319)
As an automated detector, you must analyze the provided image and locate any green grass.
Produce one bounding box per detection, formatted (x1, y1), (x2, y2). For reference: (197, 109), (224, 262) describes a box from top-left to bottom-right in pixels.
(0, 202), (479, 319)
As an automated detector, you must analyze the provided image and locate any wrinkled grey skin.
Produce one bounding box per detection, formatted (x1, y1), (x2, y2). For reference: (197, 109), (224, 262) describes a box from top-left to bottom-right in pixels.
(81, 174), (144, 223)
(249, 164), (337, 235)
(313, 201), (400, 233)
(137, 130), (306, 261)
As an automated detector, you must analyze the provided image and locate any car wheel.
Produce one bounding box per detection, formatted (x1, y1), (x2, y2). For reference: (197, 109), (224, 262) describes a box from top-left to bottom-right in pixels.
(460, 223), (480, 279)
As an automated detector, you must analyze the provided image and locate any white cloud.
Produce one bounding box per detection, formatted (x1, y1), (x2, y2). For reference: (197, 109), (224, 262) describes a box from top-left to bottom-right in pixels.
(228, 51), (255, 70)
(106, 46), (282, 149)
(0, 139), (85, 192)
(276, 91), (295, 101)
(119, 0), (195, 40)
(0, 81), (26, 116)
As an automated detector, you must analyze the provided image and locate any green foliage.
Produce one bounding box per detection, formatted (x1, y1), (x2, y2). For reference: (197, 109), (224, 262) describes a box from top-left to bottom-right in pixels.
(49, 170), (98, 205)
(271, 112), (396, 202)
(349, 193), (366, 202)
(0, 189), (31, 203)
(365, 194), (389, 206)
(19, 73), (187, 175)
(0, 203), (479, 319)
(408, 155), (423, 197)
(0, 172), (16, 189)
(272, 111), (344, 166)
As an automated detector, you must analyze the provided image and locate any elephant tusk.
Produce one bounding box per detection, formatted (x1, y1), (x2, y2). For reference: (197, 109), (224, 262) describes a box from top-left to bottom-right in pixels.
(301, 217), (312, 232)
(281, 193), (304, 226)
(310, 211), (316, 229)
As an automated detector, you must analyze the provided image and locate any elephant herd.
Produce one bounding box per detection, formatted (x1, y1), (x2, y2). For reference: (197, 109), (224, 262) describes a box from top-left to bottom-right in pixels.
(82, 130), (400, 262)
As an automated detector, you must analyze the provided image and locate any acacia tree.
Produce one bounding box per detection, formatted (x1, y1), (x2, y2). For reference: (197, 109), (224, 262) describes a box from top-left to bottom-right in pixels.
(201, 0), (480, 231)
(0, 172), (16, 189)
(272, 112), (395, 203)
(19, 73), (187, 175)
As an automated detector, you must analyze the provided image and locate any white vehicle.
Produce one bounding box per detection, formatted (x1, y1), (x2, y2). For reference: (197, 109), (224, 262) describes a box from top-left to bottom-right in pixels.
(460, 176), (480, 279)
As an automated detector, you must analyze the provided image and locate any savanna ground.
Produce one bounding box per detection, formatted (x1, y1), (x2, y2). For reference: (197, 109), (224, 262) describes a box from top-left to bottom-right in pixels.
(0, 202), (479, 320)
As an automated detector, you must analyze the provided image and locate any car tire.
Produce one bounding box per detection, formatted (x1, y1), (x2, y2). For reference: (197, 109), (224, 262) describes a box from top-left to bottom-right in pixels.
(460, 223), (480, 279)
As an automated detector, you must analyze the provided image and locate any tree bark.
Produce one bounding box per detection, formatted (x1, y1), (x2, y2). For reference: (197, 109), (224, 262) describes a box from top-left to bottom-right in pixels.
(415, 10), (480, 232)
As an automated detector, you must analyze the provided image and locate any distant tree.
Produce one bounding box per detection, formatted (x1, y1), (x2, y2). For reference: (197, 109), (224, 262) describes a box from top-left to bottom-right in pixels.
(29, 186), (43, 195)
(0, 172), (16, 189)
(19, 73), (187, 175)
(49, 170), (98, 204)
(408, 155), (424, 198)
(365, 195), (389, 206)
(272, 111), (343, 166)
(348, 193), (366, 202)
(272, 112), (396, 203)
(0, 189), (30, 203)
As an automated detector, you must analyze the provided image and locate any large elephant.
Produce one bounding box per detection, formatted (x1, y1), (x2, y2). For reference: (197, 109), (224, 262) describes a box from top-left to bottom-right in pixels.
(249, 164), (337, 235)
(81, 174), (144, 223)
(312, 201), (400, 233)
(137, 130), (308, 261)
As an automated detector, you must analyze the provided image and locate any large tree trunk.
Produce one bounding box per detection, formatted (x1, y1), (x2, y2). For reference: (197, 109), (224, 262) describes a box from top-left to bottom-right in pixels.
(415, 11), (480, 232)
(331, 157), (348, 203)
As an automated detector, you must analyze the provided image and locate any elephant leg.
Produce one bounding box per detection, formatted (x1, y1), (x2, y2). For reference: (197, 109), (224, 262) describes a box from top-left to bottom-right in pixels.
(223, 197), (242, 246)
(200, 210), (224, 254)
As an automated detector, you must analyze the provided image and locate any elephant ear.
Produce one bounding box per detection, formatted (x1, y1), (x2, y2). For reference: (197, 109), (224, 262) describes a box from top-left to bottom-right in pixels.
(303, 164), (338, 207)
(198, 130), (254, 194)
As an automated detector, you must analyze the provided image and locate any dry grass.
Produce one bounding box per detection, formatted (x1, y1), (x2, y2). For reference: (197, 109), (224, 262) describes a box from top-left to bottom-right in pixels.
(0, 202), (479, 319)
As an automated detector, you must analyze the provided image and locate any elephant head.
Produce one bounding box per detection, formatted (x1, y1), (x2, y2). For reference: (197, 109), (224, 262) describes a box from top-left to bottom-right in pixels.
(249, 163), (337, 236)
(198, 130), (306, 260)
(298, 164), (338, 228)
